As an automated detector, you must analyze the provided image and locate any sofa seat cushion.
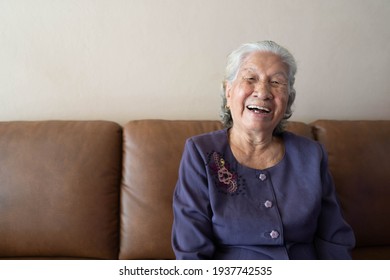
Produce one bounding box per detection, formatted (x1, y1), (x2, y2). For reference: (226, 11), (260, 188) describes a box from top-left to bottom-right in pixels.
(312, 120), (390, 259)
(0, 121), (122, 259)
(119, 119), (312, 259)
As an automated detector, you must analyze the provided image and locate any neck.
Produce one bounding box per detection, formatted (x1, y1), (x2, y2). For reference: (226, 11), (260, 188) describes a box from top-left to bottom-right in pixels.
(228, 127), (284, 170)
(229, 127), (274, 152)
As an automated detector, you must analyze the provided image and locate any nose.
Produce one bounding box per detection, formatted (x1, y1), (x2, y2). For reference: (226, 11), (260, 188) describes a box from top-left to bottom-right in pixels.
(253, 80), (273, 100)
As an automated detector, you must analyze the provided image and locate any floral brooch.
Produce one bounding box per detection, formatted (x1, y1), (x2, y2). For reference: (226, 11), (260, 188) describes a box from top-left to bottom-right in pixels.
(208, 151), (239, 194)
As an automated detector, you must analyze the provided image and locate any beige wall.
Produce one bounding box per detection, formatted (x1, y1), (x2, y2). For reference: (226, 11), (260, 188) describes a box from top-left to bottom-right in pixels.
(1, 0), (389, 125)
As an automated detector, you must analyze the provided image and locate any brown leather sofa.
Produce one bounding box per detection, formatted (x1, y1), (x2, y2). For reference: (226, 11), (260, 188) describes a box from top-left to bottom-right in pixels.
(0, 119), (389, 259)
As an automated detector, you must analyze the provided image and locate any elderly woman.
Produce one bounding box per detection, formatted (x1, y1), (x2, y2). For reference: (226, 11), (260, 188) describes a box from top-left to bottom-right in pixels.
(171, 41), (355, 259)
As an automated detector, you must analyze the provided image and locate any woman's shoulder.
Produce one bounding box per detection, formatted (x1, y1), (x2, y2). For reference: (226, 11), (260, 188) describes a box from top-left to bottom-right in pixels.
(282, 131), (329, 172)
(283, 131), (324, 156)
(189, 129), (227, 144)
(186, 129), (228, 152)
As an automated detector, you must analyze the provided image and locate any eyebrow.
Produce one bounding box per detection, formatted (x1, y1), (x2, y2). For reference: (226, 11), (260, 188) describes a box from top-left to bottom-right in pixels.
(241, 68), (288, 79)
(241, 67), (256, 73)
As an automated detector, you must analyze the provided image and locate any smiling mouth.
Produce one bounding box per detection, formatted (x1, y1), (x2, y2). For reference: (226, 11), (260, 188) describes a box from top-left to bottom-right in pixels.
(246, 105), (272, 114)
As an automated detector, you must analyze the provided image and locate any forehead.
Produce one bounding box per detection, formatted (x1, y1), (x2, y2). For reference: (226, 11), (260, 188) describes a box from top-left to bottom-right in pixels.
(239, 51), (288, 75)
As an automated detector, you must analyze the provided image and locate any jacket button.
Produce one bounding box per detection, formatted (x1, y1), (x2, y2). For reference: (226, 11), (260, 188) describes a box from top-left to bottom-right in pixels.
(270, 230), (279, 239)
(259, 173), (267, 181)
(264, 200), (273, 208)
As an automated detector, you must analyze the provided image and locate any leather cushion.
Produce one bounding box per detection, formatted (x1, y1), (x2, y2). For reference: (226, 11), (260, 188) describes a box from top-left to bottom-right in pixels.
(119, 119), (312, 259)
(312, 120), (390, 252)
(0, 121), (122, 259)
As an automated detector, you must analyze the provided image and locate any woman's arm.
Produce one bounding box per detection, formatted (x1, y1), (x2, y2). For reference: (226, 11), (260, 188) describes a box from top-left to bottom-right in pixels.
(172, 139), (215, 259)
(315, 144), (356, 259)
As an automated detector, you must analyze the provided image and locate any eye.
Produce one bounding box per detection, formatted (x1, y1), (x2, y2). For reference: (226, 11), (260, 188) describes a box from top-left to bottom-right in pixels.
(243, 76), (257, 84)
(270, 80), (287, 88)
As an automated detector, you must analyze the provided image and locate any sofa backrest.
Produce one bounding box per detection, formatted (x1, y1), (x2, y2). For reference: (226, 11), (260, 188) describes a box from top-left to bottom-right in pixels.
(0, 121), (122, 259)
(312, 120), (390, 259)
(119, 119), (313, 259)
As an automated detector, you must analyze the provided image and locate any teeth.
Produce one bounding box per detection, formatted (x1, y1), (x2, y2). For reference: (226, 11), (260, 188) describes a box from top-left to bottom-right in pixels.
(247, 105), (271, 113)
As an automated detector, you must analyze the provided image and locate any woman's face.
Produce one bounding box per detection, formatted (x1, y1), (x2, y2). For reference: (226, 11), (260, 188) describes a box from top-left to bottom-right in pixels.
(225, 51), (290, 135)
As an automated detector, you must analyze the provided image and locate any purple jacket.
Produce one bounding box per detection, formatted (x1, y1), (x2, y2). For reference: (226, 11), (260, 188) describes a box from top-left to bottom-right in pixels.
(172, 129), (355, 259)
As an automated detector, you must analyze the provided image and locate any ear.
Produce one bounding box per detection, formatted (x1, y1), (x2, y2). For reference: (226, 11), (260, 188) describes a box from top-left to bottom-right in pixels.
(225, 81), (232, 106)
